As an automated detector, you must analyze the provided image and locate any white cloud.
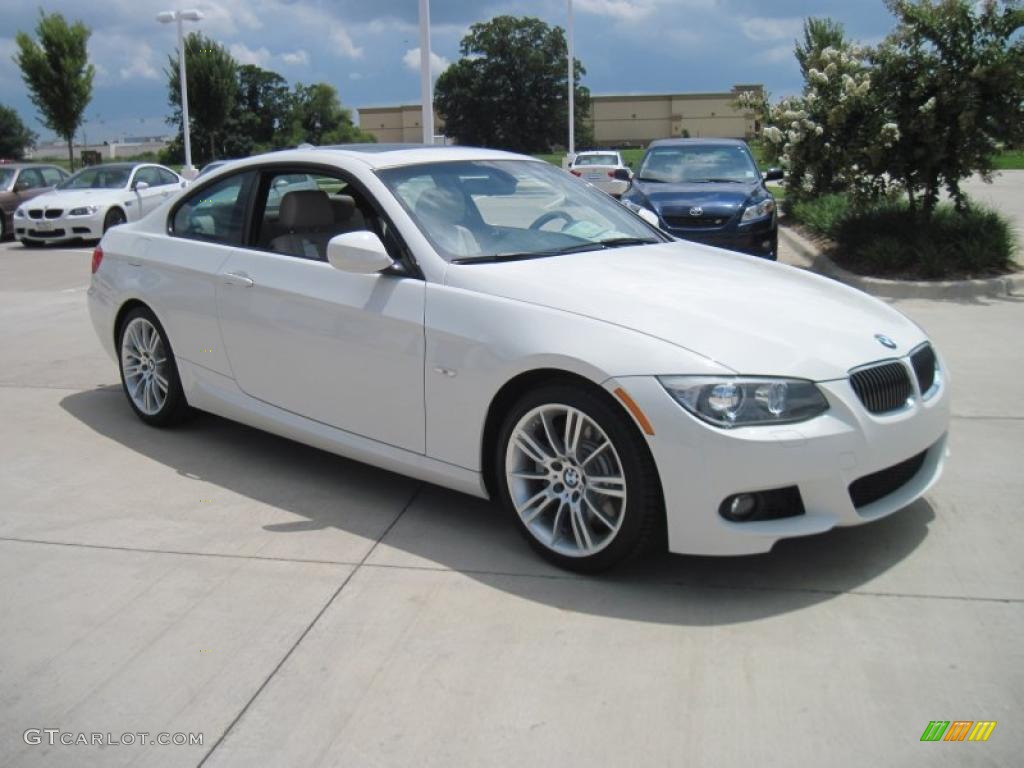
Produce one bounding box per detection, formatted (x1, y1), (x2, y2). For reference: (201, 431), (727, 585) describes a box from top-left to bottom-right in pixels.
(230, 43), (272, 67)
(331, 27), (363, 59)
(759, 44), (795, 64)
(349, 72), (363, 80)
(280, 49), (309, 66)
(575, 0), (656, 20)
(402, 47), (450, 77)
(741, 17), (803, 42)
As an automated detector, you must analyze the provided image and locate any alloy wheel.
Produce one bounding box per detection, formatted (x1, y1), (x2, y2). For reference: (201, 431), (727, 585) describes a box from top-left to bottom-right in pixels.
(505, 404), (627, 558)
(120, 317), (170, 416)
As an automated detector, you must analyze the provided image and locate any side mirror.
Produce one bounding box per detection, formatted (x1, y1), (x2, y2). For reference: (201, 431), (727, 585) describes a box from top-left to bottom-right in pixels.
(326, 231), (395, 274)
(134, 181), (150, 191)
(763, 168), (784, 182)
(612, 168), (632, 181)
(636, 207), (660, 227)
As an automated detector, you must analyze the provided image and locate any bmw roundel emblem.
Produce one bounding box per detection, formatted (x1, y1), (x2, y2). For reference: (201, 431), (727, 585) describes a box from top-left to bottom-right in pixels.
(875, 334), (897, 349)
(689, 206), (703, 217)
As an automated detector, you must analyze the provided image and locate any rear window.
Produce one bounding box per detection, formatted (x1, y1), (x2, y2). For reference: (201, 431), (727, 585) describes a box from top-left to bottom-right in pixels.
(574, 154), (619, 167)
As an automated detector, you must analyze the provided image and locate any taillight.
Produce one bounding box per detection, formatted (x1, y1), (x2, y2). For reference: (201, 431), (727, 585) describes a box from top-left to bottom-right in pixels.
(570, 169), (582, 176)
(91, 245), (103, 274)
(607, 171), (615, 177)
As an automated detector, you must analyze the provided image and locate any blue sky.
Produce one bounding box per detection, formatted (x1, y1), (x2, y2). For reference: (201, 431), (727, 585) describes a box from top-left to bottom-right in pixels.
(1, 0), (898, 143)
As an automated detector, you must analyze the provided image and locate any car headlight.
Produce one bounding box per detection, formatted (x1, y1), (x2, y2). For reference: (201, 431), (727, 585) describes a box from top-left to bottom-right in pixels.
(14, 208), (26, 218)
(68, 206), (99, 216)
(740, 197), (775, 223)
(659, 376), (829, 428)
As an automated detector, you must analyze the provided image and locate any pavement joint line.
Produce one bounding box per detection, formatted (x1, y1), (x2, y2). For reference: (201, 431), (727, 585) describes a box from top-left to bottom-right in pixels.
(0, 382), (116, 391)
(1, 534), (1019, 606)
(195, 482), (424, 767)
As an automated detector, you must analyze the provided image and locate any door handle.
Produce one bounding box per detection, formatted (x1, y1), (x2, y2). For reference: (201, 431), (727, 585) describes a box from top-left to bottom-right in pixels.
(222, 272), (254, 288)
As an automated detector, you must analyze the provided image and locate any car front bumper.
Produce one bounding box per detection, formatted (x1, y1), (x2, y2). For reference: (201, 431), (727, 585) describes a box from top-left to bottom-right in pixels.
(663, 215), (777, 259)
(606, 358), (951, 556)
(15, 213), (105, 243)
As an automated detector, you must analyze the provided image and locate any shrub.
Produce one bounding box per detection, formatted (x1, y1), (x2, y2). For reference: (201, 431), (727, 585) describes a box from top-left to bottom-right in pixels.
(792, 195), (1018, 279)
(788, 193), (851, 238)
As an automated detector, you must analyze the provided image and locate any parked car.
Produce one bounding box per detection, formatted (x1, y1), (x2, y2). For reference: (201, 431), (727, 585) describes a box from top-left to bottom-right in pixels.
(621, 138), (783, 259)
(569, 150), (633, 197)
(0, 162), (69, 240)
(88, 145), (949, 572)
(14, 162), (187, 247)
(198, 159), (236, 177)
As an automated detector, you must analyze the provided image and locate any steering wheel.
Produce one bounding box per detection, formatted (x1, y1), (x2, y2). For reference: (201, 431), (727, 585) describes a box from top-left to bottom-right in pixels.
(529, 210), (576, 231)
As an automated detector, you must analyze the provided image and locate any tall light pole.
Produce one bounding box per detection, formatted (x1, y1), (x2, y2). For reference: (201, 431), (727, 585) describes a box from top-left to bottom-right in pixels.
(157, 9), (203, 178)
(567, 0), (575, 158)
(418, 0), (434, 144)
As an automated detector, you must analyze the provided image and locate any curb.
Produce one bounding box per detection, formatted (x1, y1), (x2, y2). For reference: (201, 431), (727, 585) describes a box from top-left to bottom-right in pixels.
(778, 225), (1024, 300)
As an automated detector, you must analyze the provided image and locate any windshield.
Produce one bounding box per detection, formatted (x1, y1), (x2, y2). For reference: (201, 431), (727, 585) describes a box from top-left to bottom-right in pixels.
(574, 154), (619, 167)
(58, 166), (131, 190)
(0, 168), (15, 190)
(637, 145), (759, 184)
(378, 160), (664, 263)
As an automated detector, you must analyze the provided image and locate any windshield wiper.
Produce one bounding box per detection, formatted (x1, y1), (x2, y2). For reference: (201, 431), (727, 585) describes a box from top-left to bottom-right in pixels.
(690, 178), (744, 184)
(635, 176), (666, 183)
(595, 237), (661, 248)
(451, 241), (608, 265)
(451, 238), (661, 265)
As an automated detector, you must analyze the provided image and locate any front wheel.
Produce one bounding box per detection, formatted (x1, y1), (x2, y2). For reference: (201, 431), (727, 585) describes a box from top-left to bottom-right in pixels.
(103, 207), (127, 233)
(496, 384), (662, 572)
(117, 307), (191, 426)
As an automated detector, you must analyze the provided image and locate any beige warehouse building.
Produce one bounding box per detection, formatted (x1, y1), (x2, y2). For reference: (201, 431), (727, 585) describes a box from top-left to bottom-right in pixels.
(358, 84), (763, 147)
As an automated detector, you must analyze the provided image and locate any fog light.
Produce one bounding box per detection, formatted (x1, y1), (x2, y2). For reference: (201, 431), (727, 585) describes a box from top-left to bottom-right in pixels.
(721, 493), (759, 521)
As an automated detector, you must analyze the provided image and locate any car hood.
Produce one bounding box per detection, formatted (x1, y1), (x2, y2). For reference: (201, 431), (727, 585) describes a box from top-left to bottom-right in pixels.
(24, 188), (127, 208)
(632, 180), (758, 216)
(444, 242), (926, 381)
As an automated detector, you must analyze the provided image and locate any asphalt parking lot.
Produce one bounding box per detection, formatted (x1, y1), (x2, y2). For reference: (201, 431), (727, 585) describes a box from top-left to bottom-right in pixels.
(1, 230), (1022, 767)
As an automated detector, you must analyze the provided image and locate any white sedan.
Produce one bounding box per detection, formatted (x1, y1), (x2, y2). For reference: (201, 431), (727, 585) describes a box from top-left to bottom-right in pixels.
(569, 150), (632, 197)
(87, 145), (950, 571)
(14, 162), (187, 246)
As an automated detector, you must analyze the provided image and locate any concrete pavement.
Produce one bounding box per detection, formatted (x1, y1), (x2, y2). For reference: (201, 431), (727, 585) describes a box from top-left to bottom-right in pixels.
(0, 238), (1021, 767)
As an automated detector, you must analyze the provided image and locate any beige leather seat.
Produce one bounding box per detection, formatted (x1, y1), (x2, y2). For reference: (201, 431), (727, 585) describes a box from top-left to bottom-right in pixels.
(329, 194), (367, 232)
(414, 187), (480, 258)
(269, 190), (335, 260)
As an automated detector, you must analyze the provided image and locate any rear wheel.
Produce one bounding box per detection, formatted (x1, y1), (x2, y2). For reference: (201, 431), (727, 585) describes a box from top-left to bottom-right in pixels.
(117, 307), (191, 426)
(103, 207), (127, 233)
(496, 384), (662, 572)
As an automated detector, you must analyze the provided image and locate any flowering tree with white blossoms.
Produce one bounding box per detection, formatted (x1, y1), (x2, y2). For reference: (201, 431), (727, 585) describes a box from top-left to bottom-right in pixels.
(749, 2), (1023, 218)
(871, 0), (1024, 215)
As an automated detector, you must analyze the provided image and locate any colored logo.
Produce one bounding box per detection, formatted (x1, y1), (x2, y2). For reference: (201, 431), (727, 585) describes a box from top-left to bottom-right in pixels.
(875, 333), (897, 349)
(688, 206), (703, 217)
(920, 721), (997, 742)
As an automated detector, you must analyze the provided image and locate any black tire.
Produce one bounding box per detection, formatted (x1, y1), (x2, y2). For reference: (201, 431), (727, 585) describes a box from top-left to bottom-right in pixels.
(117, 306), (192, 427)
(21, 238), (42, 249)
(103, 207), (127, 233)
(0, 213), (7, 241)
(495, 383), (663, 573)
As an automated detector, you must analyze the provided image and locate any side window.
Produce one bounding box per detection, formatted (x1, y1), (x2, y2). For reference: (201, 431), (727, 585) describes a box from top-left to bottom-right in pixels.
(40, 167), (64, 186)
(171, 171), (253, 244)
(134, 167), (159, 188)
(19, 169), (45, 189)
(255, 170), (373, 261)
(155, 168), (179, 187)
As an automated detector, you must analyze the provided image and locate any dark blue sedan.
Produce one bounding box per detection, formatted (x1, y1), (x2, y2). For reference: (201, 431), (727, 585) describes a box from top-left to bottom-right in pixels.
(620, 138), (782, 260)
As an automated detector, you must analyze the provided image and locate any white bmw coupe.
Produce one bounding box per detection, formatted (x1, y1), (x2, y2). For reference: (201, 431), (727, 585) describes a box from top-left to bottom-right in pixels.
(15, 162), (187, 247)
(87, 145), (950, 571)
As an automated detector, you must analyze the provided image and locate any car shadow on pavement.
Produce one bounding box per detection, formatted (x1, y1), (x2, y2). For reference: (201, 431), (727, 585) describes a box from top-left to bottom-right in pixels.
(60, 386), (935, 626)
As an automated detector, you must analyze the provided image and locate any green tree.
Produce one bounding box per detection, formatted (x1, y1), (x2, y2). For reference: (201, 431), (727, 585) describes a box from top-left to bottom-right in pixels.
(280, 82), (374, 146)
(873, 0), (1024, 214)
(166, 32), (238, 163)
(0, 105), (37, 158)
(14, 11), (94, 171)
(435, 15), (592, 153)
